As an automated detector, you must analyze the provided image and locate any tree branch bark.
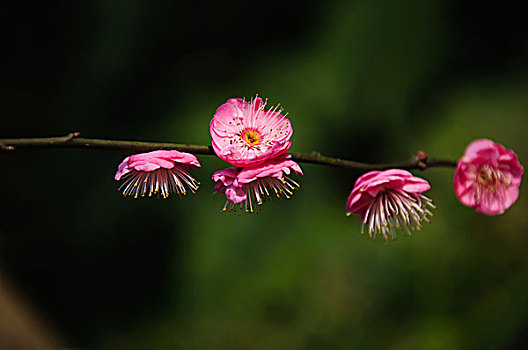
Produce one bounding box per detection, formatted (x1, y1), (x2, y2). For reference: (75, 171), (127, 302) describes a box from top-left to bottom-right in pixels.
(0, 133), (457, 171)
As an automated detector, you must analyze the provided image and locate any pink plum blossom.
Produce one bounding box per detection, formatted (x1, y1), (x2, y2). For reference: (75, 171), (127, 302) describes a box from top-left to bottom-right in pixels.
(346, 169), (435, 242)
(212, 157), (303, 213)
(454, 139), (523, 215)
(210, 95), (293, 167)
(115, 150), (201, 198)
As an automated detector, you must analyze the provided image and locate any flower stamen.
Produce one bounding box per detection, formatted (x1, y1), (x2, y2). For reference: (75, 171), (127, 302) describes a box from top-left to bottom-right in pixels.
(358, 188), (434, 242)
(119, 168), (199, 199)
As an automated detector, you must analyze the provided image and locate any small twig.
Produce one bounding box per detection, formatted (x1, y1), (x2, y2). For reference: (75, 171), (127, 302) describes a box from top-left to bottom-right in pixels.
(0, 133), (457, 171)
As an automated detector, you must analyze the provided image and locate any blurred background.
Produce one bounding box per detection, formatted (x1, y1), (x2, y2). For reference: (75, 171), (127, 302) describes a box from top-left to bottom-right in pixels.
(1, 0), (528, 348)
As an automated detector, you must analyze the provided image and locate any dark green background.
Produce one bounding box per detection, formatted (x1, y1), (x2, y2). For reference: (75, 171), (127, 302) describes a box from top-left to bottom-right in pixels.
(1, 1), (527, 348)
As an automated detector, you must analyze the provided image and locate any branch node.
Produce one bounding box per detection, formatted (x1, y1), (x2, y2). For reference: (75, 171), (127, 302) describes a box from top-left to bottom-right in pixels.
(63, 132), (80, 142)
(414, 150), (427, 169)
(416, 150), (428, 162)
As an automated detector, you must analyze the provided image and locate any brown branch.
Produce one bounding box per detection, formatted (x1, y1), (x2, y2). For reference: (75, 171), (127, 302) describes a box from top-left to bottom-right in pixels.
(0, 133), (457, 171)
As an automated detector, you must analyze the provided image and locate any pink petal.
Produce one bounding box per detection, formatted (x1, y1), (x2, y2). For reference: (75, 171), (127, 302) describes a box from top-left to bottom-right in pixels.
(115, 156), (131, 180)
(237, 158), (303, 184)
(134, 162), (162, 172)
(114, 150), (200, 181)
(401, 177), (431, 193)
(210, 102), (244, 138)
(346, 190), (374, 214)
(225, 186), (247, 204)
(214, 181), (227, 195)
(212, 167), (240, 187)
(462, 139), (498, 161)
(376, 169), (413, 178)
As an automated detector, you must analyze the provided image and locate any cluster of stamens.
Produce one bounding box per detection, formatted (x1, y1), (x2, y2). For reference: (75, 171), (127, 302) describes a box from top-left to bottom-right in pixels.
(475, 164), (510, 205)
(119, 168), (200, 198)
(222, 176), (299, 213)
(350, 189), (435, 242)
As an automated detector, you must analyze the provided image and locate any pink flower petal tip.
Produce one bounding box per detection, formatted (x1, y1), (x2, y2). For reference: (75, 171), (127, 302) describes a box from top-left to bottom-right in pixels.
(115, 150), (201, 198)
(346, 169), (435, 242)
(212, 157), (303, 213)
(454, 139), (523, 215)
(210, 95), (293, 167)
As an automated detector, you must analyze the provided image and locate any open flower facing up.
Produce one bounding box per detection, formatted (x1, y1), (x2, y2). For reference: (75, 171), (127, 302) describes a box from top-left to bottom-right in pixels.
(212, 157), (303, 213)
(346, 169), (435, 242)
(115, 150), (201, 198)
(454, 139), (523, 215)
(210, 95), (293, 167)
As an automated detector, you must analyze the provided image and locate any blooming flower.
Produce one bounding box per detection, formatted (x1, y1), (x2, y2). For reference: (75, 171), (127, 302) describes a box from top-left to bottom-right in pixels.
(212, 157), (303, 213)
(210, 95), (293, 167)
(346, 169), (435, 242)
(454, 139), (523, 215)
(115, 150), (201, 198)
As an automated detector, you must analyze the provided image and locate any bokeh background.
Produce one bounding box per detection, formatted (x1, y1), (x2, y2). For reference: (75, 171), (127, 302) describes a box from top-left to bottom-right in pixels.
(1, 0), (528, 348)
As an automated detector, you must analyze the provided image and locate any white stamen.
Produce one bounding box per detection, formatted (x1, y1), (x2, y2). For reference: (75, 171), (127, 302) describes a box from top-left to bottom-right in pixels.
(361, 189), (434, 242)
(221, 176), (300, 214)
(118, 167), (199, 199)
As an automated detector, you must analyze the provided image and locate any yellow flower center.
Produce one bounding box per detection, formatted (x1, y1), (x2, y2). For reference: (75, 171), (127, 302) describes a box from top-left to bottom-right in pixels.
(243, 131), (260, 145)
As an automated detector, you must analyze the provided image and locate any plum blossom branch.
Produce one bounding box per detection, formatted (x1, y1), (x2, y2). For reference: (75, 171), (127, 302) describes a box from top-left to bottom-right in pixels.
(0, 133), (457, 171)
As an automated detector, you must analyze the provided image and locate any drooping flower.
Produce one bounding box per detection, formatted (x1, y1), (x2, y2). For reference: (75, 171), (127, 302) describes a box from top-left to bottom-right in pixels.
(115, 150), (201, 198)
(210, 95), (293, 167)
(212, 157), (303, 213)
(454, 139), (523, 215)
(346, 169), (435, 242)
